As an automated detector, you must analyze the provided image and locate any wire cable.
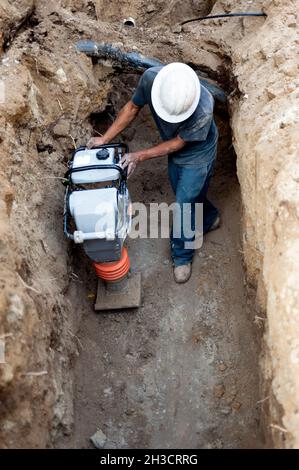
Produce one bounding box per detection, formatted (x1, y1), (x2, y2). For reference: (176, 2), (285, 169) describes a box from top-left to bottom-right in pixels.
(181, 12), (266, 26)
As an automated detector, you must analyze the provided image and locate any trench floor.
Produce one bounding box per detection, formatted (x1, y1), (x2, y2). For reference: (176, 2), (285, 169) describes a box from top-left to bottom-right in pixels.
(61, 116), (263, 449)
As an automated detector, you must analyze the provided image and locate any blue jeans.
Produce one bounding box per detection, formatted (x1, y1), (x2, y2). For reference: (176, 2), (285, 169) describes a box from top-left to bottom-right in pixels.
(168, 157), (219, 266)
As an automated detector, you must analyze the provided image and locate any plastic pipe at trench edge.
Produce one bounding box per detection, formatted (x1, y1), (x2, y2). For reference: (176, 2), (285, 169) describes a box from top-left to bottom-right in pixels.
(76, 40), (227, 105)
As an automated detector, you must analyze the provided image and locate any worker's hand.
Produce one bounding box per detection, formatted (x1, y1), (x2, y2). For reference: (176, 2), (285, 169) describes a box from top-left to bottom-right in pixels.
(120, 152), (140, 178)
(86, 136), (106, 149)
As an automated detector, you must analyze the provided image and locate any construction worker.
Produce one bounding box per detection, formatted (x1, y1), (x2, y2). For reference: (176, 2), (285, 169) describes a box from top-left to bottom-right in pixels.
(87, 62), (220, 284)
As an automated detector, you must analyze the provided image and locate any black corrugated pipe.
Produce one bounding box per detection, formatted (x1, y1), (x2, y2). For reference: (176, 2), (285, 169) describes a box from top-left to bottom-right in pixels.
(76, 40), (163, 70)
(76, 40), (227, 105)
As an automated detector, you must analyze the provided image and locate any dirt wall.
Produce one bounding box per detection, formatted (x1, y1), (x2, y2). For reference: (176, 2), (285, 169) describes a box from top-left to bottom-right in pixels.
(229, 0), (299, 448)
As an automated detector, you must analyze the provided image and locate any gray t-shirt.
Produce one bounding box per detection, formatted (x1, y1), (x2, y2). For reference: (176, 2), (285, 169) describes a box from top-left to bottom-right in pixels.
(132, 66), (218, 166)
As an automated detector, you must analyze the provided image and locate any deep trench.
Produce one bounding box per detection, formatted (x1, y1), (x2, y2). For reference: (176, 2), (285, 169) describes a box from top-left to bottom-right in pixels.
(60, 71), (263, 449)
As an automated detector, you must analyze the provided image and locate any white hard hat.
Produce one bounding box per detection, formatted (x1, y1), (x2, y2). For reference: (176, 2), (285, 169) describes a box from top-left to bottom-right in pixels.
(151, 63), (201, 123)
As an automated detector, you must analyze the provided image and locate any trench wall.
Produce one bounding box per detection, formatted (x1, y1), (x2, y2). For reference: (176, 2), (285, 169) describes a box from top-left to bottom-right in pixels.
(229, 0), (299, 448)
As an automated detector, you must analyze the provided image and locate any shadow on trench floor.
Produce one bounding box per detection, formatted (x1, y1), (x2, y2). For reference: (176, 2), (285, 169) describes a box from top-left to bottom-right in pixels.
(60, 116), (264, 449)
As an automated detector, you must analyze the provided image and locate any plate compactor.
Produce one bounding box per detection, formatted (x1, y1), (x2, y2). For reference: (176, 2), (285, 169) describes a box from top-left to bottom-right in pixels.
(63, 143), (141, 311)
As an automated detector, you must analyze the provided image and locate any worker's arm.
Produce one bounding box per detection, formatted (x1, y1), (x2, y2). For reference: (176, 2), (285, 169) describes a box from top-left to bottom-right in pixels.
(120, 136), (186, 177)
(87, 101), (141, 148)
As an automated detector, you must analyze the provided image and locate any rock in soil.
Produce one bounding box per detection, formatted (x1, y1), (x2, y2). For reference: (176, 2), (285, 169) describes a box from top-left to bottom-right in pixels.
(90, 429), (107, 449)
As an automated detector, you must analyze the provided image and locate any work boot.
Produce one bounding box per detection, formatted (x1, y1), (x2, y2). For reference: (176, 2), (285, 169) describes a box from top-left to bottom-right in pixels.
(173, 263), (192, 284)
